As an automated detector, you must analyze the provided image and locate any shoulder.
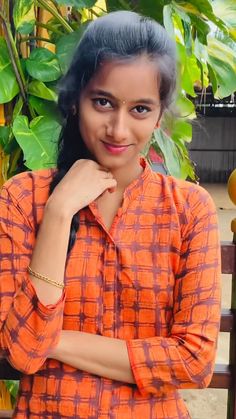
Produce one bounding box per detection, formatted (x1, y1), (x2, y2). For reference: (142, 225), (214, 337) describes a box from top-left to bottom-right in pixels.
(2, 168), (56, 202)
(148, 171), (216, 219)
(1, 169), (57, 227)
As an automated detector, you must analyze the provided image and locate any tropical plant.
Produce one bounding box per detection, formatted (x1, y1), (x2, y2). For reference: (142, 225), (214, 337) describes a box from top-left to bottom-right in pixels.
(0, 0), (235, 408)
(0, 0), (235, 185)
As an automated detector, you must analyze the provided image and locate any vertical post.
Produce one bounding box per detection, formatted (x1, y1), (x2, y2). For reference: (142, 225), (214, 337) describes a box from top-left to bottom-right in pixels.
(227, 218), (236, 419)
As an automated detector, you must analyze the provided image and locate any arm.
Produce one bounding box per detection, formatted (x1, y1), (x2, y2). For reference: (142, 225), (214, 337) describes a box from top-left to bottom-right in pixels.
(50, 187), (221, 395)
(0, 162), (117, 374)
(126, 188), (221, 395)
(0, 182), (66, 374)
(50, 330), (135, 384)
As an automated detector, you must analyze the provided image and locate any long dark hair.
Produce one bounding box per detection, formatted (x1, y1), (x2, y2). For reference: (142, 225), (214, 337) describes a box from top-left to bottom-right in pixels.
(49, 10), (177, 254)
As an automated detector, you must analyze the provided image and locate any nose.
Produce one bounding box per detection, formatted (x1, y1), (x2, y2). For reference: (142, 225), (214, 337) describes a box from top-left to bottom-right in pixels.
(106, 110), (129, 143)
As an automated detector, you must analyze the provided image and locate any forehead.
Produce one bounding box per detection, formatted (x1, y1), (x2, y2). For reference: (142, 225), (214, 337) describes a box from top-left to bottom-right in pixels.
(83, 56), (160, 102)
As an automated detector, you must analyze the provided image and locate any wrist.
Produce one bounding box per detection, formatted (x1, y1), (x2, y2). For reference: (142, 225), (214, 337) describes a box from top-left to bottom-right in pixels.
(45, 197), (73, 221)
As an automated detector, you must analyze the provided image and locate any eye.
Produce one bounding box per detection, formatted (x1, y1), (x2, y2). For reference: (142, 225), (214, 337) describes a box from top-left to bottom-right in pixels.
(92, 98), (112, 109)
(133, 105), (151, 114)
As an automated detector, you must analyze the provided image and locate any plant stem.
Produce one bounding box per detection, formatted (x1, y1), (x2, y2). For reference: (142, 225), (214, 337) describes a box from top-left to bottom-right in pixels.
(37, 0), (73, 33)
(20, 36), (54, 44)
(35, 21), (64, 35)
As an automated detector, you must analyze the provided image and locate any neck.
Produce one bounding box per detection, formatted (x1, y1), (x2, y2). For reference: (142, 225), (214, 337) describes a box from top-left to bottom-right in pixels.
(110, 158), (143, 191)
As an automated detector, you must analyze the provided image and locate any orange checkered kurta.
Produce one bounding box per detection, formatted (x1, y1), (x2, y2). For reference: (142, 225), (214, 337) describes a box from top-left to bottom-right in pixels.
(0, 160), (221, 418)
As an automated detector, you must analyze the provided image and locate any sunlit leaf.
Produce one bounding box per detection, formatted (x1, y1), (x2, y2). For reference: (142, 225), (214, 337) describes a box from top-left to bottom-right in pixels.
(0, 37), (20, 103)
(13, 0), (35, 34)
(28, 81), (58, 101)
(207, 37), (236, 98)
(212, 0), (236, 37)
(153, 129), (182, 178)
(25, 48), (62, 82)
(54, 0), (96, 7)
(12, 115), (61, 170)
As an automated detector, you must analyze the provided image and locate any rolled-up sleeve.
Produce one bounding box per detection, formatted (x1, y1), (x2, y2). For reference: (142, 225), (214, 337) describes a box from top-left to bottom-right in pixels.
(0, 182), (65, 374)
(127, 187), (221, 396)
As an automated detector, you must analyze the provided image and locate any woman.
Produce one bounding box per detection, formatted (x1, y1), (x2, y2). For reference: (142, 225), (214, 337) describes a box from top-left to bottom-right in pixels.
(0, 11), (221, 418)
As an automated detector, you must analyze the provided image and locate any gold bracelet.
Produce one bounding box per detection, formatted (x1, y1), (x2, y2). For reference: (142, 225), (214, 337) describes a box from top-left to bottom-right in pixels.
(27, 266), (64, 289)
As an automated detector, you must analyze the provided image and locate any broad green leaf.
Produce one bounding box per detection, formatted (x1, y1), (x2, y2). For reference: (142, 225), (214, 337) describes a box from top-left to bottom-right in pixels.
(4, 380), (19, 401)
(13, 97), (24, 119)
(12, 115), (61, 170)
(207, 37), (236, 98)
(28, 80), (58, 101)
(0, 37), (20, 103)
(212, 0), (236, 38)
(25, 48), (62, 82)
(189, 15), (210, 45)
(135, 0), (165, 23)
(175, 0), (226, 33)
(54, 0), (96, 7)
(28, 96), (62, 122)
(56, 27), (87, 74)
(171, 119), (192, 143)
(176, 93), (196, 119)
(163, 5), (175, 38)
(13, 0), (35, 35)
(0, 126), (11, 148)
(153, 129), (182, 178)
(177, 43), (200, 96)
(105, 0), (132, 12)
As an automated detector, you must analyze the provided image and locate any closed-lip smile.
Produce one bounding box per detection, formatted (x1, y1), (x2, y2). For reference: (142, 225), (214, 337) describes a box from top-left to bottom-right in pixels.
(101, 140), (131, 154)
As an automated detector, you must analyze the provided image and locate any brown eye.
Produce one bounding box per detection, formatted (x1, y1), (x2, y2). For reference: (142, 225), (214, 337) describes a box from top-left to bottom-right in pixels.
(134, 105), (150, 114)
(93, 98), (112, 108)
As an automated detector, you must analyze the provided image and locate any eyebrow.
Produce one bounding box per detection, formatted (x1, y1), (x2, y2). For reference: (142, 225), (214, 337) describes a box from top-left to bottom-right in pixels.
(88, 89), (159, 106)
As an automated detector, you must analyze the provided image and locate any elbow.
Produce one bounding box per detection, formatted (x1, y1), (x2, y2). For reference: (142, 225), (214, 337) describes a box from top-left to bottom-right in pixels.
(7, 353), (45, 375)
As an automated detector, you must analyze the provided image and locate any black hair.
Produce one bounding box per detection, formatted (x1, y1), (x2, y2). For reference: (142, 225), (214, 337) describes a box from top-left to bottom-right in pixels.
(49, 10), (177, 254)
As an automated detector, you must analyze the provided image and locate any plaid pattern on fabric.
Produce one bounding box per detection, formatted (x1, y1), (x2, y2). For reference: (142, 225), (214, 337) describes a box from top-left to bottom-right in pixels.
(0, 160), (221, 418)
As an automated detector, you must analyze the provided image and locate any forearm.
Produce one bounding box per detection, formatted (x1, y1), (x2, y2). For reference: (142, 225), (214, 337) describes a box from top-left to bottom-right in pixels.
(50, 330), (135, 384)
(29, 201), (72, 305)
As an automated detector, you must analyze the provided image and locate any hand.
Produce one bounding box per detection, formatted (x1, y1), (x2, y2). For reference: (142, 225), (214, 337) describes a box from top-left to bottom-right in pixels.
(46, 159), (117, 218)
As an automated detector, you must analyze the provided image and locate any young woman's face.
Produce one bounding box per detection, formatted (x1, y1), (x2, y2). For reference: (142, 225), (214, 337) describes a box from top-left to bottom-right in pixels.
(78, 56), (161, 173)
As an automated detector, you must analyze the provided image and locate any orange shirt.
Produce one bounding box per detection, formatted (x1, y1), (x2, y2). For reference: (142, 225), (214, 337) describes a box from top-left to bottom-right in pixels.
(0, 160), (221, 418)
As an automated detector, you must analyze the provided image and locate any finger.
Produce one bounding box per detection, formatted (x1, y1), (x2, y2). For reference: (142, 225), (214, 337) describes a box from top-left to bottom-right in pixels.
(103, 178), (117, 189)
(103, 171), (114, 179)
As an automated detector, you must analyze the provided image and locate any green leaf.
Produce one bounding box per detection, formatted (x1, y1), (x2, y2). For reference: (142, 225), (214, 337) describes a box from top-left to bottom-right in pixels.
(212, 0), (236, 41)
(54, 0), (96, 7)
(12, 115), (61, 170)
(28, 96), (62, 122)
(177, 43), (200, 96)
(4, 380), (19, 402)
(25, 48), (62, 82)
(56, 26), (87, 74)
(207, 37), (236, 98)
(176, 93), (196, 119)
(13, 97), (24, 119)
(13, 0), (35, 35)
(28, 80), (58, 101)
(0, 126), (11, 148)
(0, 37), (20, 104)
(163, 5), (175, 38)
(171, 119), (192, 143)
(135, 0), (166, 23)
(153, 129), (182, 178)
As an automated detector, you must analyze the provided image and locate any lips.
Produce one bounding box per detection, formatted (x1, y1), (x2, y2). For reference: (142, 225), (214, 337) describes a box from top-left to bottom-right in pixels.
(101, 141), (131, 155)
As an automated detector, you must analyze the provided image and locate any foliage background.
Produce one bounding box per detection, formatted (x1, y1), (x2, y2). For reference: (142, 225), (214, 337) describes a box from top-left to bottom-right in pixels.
(0, 0), (235, 188)
(0, 0), (235, 409)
